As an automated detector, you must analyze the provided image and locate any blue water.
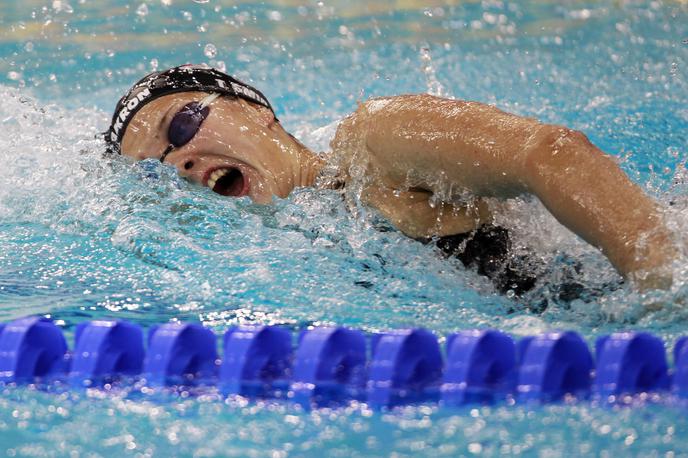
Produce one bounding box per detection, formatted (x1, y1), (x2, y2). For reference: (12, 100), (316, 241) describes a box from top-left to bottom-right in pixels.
(1, 0), (688, 455)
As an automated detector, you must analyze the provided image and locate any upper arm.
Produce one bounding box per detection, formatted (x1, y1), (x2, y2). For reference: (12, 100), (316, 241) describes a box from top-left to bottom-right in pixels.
(339, 94), (544, 198)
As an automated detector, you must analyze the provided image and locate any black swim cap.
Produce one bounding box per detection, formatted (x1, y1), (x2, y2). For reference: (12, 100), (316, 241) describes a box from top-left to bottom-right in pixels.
(105, 64), (277, 153)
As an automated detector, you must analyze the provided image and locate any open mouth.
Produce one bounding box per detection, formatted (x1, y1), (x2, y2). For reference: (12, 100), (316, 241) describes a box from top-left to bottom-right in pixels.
(207, 167), (248, 197)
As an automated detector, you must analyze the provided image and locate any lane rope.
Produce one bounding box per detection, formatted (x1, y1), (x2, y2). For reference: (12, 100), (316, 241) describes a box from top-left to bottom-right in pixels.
(0, 317), (685, 407)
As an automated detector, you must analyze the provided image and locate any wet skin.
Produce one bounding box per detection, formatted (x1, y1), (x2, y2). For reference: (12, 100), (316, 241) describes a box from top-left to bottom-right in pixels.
(121, 91), (675, 291)
(121, 91), (323, 204)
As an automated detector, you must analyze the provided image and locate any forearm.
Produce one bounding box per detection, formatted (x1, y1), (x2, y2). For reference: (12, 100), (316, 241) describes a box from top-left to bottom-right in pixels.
(360, 185), (489, 239)
(523, 126), (674, 288)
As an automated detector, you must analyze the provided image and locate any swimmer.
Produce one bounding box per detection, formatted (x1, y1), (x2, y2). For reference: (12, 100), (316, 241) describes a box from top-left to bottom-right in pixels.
(106, 64), (676, 295)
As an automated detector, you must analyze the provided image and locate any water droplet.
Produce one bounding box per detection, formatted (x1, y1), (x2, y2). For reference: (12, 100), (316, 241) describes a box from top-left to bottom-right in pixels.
(136, 3), (149, 16)
(182, 11), (193, 21)
(49, 74), (57, 82)
(7, 71), (21, 81)
(670, 62), (678, 76)
(24, 42), (34, 52)
(52, 0), (73, 13)
(160, 0), (172, 5)
(192, 0), (209, 3)
(204, 43), (217, 58)
(214, 60), (226, 72)
(267, 10), (282, 21)
(150, 58), (159, 71)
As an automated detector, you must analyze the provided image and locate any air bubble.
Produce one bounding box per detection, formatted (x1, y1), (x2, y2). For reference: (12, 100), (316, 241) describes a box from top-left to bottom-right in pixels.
(204, 43), (217, 58)
(150, 58), (159, 71)
(182, 11), (193, 21)
(24, 42), (34, 52)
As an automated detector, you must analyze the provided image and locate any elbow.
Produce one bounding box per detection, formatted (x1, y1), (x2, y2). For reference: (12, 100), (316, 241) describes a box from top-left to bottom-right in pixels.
(521, 124), (595, 192)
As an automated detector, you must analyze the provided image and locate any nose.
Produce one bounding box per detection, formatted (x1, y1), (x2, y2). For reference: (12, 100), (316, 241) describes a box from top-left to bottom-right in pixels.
(165, 149), (203, 181)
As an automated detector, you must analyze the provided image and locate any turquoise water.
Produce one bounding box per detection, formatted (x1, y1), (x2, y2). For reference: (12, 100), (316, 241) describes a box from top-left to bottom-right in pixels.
(1, 0), (688, 455)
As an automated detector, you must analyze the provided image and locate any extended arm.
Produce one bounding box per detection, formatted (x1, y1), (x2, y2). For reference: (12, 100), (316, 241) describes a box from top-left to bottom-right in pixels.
(520, 125), (674, 289)
(333, 94), (674, 289)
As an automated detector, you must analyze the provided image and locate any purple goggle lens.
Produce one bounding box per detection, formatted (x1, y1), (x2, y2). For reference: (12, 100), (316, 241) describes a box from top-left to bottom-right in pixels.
(168, 101), (210, 147)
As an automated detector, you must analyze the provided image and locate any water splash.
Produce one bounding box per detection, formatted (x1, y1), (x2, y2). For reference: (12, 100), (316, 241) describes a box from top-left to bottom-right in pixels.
(419, 46), (446, 97)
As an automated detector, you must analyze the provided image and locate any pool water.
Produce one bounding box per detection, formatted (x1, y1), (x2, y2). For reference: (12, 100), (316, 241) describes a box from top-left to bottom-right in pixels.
(1, 0), (688, 455)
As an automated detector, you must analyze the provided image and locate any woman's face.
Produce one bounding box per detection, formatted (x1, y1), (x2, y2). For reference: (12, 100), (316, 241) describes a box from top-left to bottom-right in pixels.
(121, 91), (302, 204)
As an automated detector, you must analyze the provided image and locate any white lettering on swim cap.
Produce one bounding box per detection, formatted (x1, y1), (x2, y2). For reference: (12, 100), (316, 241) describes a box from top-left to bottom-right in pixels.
(118, 106), (130, 123)
(112, 118), (124, 135)
(125, 87), (151, 111)
(112, 88), (152, 139)
(137, 88), (151, 101)
(230, 82), (265, 106)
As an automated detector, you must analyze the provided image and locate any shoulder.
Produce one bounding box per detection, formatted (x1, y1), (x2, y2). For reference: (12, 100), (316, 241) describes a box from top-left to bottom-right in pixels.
(358, 94), (464, 114)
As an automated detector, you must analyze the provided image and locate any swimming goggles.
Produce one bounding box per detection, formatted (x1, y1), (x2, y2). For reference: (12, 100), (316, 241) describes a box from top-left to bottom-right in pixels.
(105, 64), (277, 154)
(159, 92), (219, 163)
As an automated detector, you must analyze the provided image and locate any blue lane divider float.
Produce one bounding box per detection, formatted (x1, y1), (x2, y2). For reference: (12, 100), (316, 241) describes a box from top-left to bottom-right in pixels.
(0, 317), (68, 382)
(1, 316), (688, 407)
(674, 337), (688, 397)
(71, 320), (144, 386)
(292, 327), (366, 406)
(517, 331), (593, 402)
(145, 323), (217, 385)
(442, 329), (515, 405)
(594, 332), (670, 396)
(221, 325), (292, 397)
(368, 329), (443, 407)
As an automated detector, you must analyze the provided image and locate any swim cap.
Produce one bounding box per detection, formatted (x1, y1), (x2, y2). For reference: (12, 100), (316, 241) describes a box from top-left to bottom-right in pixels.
(105, 64), (277, 153)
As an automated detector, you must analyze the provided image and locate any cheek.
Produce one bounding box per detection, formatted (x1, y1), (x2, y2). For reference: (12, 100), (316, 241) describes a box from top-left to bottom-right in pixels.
(123, 137), (163, 161)
(201, 115), (286, 166)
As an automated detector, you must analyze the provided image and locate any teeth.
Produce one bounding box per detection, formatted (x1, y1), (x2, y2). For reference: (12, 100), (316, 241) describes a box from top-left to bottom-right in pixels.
(207, 168), (230, 189)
